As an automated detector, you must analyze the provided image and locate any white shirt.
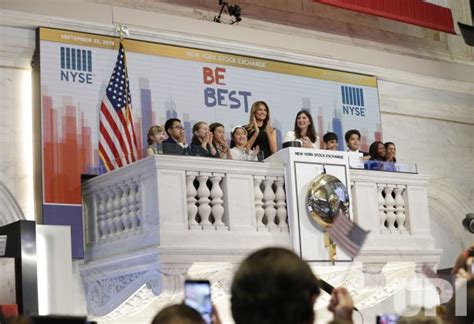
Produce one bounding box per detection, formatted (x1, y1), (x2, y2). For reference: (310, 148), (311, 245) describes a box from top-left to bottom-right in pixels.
(284, 131), (320, 149)
(347, 150), (364, 168)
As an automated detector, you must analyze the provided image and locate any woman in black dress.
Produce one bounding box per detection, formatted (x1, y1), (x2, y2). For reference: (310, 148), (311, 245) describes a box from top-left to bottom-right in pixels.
(245, 101), (277, 160)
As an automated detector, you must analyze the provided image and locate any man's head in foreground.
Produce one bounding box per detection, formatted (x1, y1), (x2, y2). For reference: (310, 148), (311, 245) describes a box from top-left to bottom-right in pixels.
(231, 247), (321, 324)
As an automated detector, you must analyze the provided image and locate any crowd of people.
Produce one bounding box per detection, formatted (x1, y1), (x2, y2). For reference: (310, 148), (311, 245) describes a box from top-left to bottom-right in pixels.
(151, 245), (474, 324)
(145, 101), (397, 165)
(2, 245), (472, 323)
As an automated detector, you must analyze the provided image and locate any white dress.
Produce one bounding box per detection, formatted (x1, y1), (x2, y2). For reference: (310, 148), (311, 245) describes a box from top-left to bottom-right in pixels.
(284, 131), (320, 149)
(230, 147), (258, 161)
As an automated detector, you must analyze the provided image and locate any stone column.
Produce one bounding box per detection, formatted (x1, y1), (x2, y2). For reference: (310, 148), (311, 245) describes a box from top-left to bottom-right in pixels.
(0, 26), (36, 220)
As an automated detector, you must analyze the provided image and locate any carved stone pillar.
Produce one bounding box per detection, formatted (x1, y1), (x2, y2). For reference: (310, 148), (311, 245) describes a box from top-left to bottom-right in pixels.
(197, 173), (212, 230)
(210, 173), (226, 231)
(186, 172), (199, 230)
(253, 176), (265, 231)
(274, 177), (288, 232)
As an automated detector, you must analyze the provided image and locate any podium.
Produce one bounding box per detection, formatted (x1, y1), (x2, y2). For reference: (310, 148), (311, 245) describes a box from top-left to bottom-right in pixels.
(265, 148), (352, 263)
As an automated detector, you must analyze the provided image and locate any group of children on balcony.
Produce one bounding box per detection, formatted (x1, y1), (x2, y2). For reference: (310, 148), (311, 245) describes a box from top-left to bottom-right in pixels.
(146, 100), (397, 164)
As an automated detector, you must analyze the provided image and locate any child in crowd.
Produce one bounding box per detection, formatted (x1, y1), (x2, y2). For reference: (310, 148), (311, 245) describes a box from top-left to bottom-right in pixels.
(367, 140), (386, 170)
(323, 132), (338, 150)
(190, 121), (218, 157)
(146, 125), (167, 156)
(230, 126), (260, 161)
(163, 118), (188, 155)
(210, 122), (232, 159)
(369, 141), (386, 161)
(344, 129), (369, 156)
(384, 142), (397, 162)
(345, 129), (369, 168)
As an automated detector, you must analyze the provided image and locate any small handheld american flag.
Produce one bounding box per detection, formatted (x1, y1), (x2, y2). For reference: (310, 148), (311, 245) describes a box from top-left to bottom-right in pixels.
(99, 43), (138, 172)
(328, 210), (369, 258)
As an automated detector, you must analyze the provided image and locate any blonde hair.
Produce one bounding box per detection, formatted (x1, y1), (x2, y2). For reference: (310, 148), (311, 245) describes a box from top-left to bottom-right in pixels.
(147, 125), (165, 145)
(247, 101), (270, 131)
(191, 121), (208, 144)
(192, 121), (207, 134)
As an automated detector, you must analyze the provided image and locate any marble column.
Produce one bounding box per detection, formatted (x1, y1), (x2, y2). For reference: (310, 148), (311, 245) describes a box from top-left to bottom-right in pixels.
(0, 26), (36, 220)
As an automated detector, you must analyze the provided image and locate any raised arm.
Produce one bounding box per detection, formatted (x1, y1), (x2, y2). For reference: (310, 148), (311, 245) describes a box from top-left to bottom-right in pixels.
(266, 120), (277, 154)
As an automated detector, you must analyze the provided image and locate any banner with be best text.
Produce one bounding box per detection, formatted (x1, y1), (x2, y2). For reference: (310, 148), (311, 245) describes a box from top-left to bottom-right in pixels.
(39, 27), (381, 207)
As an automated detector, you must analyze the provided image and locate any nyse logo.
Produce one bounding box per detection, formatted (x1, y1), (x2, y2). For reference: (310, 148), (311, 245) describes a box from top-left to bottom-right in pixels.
(341, 86), (366, 117)
(60, 47), (93, 84)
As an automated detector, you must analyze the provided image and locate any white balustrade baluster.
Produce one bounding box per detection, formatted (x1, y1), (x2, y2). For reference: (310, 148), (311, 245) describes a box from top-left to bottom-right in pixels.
(127, 181), (139, 230)
(383, 186), (396, 230)
(350, 181), (356, 224)
(275, 177), (288, 232)
(197, 174), (212, 230)
(263, 177), (277, 231)
(186, 172), (200, 230)
(97, 191), (107, 239)
(112, 186), (124, 233)
(377, 185), (387, 232)
(106, 190), (116, 236)
(254, 176), (265, 231)
(131, 180), (141, 229)
(394, 186), (406, 231)
(210, 174), (226, 230)
(133, 181), (143, 227)
(118, 182), (132, 231)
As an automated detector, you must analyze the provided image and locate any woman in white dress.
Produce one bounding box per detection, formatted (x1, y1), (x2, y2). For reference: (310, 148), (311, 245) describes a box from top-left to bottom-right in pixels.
(284, 110), (319, 149)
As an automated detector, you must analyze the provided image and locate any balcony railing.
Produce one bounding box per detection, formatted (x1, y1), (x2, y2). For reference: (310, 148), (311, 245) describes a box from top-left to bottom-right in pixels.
(82, 154), (290, 262)
(80, 153), (441, 318)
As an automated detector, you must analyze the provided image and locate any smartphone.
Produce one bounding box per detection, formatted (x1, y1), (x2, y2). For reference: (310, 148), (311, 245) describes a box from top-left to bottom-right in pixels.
(376, 314), (400, 324)
(184, 279), (212, 324)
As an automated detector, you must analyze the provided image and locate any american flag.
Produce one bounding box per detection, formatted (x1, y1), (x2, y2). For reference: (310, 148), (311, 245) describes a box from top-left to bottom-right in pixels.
(328, 210), (369, 258)
(99, 43), (138, 172)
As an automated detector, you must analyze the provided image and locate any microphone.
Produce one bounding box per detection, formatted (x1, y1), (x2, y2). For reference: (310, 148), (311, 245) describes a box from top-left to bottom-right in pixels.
(318, 279), (359, 312)
(318, 278), (335, 295)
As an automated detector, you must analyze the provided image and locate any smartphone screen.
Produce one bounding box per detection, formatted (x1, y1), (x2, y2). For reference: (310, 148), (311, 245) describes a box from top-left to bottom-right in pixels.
(184, 280), (212, 324)
(376, 314), (400, 324)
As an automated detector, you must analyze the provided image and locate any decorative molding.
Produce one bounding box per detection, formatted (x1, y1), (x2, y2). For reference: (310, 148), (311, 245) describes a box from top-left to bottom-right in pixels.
(0, 26), (36, 68)
(80, 246), (192, 319)
(0, 181), (26, 227)
(0, 7), (474, 97)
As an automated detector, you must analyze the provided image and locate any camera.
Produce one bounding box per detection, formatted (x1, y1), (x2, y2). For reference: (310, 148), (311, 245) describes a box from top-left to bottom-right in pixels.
(227, 4), (241, 22)
(462, 213), (474, 234)
(214, 1), (242, 24)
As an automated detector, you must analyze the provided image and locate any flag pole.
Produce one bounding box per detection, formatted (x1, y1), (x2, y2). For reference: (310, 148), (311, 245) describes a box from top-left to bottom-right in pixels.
(115, 25), (130, 123)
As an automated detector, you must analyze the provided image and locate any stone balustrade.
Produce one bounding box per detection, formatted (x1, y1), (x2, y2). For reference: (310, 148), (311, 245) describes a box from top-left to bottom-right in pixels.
(81, 154), (289, 263)
(80, 154), (441, 318)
